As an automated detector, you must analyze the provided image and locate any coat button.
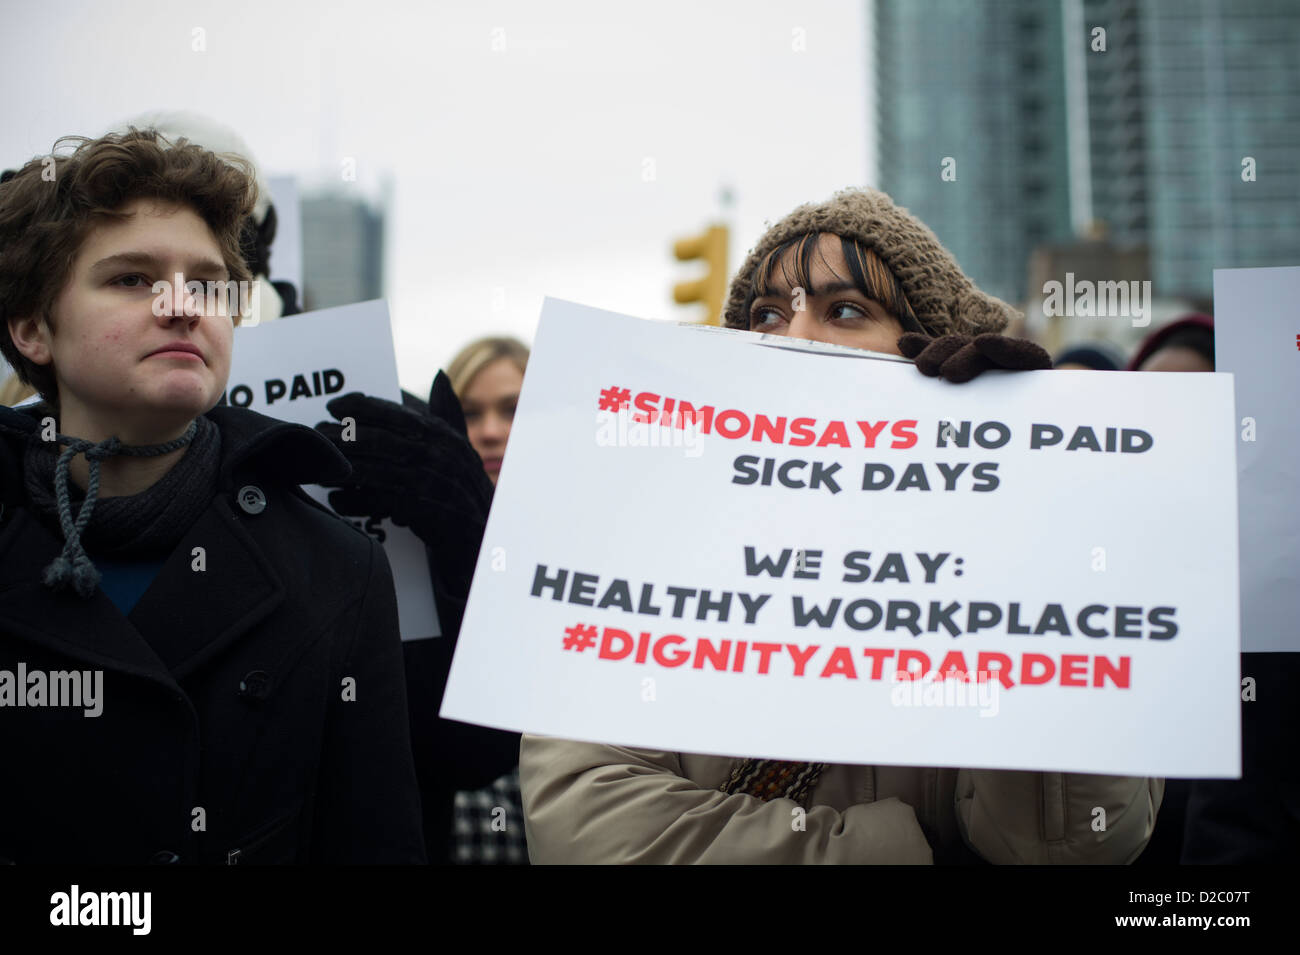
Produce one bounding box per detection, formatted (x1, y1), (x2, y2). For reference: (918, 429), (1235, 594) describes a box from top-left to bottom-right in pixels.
(150, 850), (181, 864)
(236, 485), (267, 515)
(238, 670), (272, 700)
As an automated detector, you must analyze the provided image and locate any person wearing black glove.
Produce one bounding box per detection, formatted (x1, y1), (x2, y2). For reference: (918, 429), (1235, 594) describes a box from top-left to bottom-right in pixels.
(315, 371), (521, 864)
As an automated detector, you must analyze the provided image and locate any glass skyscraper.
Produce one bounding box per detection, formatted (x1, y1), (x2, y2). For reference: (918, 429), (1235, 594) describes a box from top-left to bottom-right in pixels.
(875, 0), (1074, 305)
(876, 0), (1300, 302)
(1086, 0), (1300, 296)
(301, 194), (386, 312)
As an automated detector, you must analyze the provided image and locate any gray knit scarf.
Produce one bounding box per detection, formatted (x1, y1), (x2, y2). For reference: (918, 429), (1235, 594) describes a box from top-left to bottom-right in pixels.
(23, 414), (220, 598)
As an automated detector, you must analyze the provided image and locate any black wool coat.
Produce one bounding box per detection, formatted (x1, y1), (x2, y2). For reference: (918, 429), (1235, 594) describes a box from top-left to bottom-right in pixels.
(0, 403), (426, 864)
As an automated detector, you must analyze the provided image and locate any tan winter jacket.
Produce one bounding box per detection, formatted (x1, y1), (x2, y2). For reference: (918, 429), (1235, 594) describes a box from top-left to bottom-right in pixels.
(520, 736), (1163, 864)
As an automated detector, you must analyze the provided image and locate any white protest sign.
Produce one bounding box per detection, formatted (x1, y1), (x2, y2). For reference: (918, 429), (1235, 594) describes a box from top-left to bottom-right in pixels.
(442, 299), (1242, 778)
(228, 299), (440, 640)
(1214, 266), (1300, 653)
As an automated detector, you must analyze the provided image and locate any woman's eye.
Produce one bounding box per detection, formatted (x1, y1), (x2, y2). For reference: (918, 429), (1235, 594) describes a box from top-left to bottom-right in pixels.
(829, 302), (868, 322)
(750, 307), (784, 330)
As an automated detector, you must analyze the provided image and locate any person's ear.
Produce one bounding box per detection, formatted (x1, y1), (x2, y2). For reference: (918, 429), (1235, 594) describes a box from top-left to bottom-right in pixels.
(7, 313), (54, 366)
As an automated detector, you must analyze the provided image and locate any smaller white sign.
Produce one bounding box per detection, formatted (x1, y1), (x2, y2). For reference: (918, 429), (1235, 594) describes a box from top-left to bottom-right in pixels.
(1214, 266), (1300, 653)
(229, 299), (440, 640)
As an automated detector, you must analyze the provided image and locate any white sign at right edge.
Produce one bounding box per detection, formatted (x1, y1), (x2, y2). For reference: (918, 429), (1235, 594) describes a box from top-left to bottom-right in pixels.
(1214, 266), (1300, 653)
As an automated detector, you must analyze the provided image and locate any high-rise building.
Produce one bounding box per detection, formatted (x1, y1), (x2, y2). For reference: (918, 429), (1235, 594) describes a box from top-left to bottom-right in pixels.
(875, 0), (1074, 305)
(1080, 0), (1148, 248)
(300, 193), (385, 312)
(875, 0), (1300, 305)
(1083, 0), (1300, 297)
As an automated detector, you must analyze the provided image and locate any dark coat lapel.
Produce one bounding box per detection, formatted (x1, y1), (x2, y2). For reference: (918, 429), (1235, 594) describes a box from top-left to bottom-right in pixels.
(124, 494), (285, 680)
(0, 507), (172, 684)
(0, 401), (349, 683)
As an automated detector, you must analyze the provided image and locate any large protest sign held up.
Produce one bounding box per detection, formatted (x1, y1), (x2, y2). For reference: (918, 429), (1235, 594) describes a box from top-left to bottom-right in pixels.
(226, 300), (440, 640)
(1214, 266), (1300, 654)
(442, 299), (1242, 778)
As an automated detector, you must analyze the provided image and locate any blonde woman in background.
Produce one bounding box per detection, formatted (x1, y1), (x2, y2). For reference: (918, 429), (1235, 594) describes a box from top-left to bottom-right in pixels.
(446, 336), (529, 486)
(446, 335), (531, 863)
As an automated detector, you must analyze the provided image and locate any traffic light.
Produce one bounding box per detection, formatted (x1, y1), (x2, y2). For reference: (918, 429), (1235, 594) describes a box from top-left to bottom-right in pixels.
(672, 224), (729, 325)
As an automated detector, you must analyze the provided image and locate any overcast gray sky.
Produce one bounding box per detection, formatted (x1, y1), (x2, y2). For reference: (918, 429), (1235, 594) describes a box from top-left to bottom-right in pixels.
(2, 0), (874, 398)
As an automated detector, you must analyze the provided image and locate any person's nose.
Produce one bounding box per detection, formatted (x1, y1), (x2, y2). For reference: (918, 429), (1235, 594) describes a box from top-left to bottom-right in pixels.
(157, 274), (204, 330)
(480, 412), (510, 445)
(785, 309), (829, 345)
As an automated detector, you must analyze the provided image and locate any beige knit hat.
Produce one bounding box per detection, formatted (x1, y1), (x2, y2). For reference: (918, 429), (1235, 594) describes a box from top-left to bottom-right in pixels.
(723, 188), (1020, 338)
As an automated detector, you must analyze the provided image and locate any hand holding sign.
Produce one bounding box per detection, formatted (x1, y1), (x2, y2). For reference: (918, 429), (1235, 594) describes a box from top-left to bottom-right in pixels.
(315, 389), (493, 594)
(897, 332), (1053, 383)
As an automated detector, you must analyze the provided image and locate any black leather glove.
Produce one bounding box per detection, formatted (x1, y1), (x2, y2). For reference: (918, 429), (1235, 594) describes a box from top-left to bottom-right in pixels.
(897, 332), (1052, 383)
(314, 387), (494, 586)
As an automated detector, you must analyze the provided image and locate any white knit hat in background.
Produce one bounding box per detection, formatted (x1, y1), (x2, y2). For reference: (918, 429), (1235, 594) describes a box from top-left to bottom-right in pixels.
(109, 111), (283, 325)
(113, 110), (271, 224)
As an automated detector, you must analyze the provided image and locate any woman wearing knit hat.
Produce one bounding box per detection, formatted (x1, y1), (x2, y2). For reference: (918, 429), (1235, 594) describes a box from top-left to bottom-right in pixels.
(519, 189), (1162, 864)
(722, 188), (1053, 379)
(0, 129), (424, 863)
